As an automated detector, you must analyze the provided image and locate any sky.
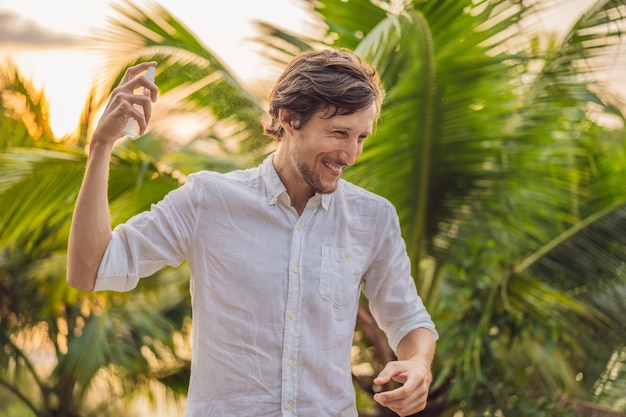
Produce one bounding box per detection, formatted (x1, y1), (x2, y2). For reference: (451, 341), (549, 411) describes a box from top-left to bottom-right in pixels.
(0, 0), (623, 137)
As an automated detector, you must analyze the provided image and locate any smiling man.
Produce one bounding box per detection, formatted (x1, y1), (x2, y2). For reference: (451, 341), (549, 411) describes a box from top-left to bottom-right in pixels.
(67, 48), (437, 417)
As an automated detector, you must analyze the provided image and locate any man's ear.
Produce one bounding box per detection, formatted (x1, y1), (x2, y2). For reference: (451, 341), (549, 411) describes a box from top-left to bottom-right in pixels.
(279, 109), (297, 133)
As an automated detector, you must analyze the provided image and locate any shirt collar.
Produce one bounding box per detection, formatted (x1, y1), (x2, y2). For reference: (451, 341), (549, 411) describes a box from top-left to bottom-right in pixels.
(261, 153), (332, 210)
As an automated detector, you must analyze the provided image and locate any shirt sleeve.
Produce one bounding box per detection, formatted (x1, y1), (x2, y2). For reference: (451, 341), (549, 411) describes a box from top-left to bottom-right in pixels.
(361, 202), (438, 353)
(93, 175), (200, 292)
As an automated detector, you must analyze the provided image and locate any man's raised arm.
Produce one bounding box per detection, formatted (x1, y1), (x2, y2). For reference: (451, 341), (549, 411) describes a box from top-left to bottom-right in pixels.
(67, 62), (158, 291)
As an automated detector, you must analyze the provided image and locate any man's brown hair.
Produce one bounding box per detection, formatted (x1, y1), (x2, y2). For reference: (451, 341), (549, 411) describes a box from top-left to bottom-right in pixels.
(263, 48), (385, 141)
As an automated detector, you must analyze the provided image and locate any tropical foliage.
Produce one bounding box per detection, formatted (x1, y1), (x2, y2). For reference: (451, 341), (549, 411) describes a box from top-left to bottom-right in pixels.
(1, 0), (626, 416)
(0, 61), (191, 416)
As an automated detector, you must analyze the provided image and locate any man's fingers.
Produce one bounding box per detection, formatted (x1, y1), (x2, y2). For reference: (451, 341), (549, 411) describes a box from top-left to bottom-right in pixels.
(373, 373), (390, 386)
(121, 61), (157, 84)
(374, 379), (416, 402)
(374, 361), (407, 385)
(373, 360), (431, 416)
(374, 384), (427, 417)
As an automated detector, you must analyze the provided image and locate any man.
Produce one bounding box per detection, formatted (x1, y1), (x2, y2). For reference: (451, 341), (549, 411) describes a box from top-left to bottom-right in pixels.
(67, 48), (437, 417)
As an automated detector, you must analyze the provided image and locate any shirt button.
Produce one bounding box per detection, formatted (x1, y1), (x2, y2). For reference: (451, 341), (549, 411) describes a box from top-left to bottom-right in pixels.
(322, 202), (328, 209)
(296, 224), (302, 231)
(287, 359), (294, 366)
(344, 252), (351, 259)
(285, 402), (291, 411)
(289, 312), (296, 320)
(293, 267), (299, 274)
(270, 197), (277, 204)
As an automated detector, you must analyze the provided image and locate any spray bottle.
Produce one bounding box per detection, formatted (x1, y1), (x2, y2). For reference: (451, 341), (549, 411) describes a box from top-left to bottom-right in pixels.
(123, 66), (156, 138)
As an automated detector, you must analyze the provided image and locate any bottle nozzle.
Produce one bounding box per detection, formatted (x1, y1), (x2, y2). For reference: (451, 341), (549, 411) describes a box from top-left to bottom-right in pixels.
(145, 66), (155, 81)
(123, 66), (156, 138)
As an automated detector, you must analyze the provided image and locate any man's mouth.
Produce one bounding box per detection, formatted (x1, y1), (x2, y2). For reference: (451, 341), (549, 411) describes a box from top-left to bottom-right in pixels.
(323, 160), (344, 174)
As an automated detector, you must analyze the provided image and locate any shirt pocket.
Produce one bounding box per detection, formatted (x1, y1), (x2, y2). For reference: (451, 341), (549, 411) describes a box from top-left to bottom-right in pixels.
(319, 245), (365, 309)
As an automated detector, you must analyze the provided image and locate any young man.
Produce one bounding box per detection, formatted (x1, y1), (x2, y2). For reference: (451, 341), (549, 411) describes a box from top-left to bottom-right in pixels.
(67, 48), (437, 417)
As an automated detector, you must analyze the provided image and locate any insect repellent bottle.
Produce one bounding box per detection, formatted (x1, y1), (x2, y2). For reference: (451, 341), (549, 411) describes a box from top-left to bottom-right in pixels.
(123, 66), (156, 138)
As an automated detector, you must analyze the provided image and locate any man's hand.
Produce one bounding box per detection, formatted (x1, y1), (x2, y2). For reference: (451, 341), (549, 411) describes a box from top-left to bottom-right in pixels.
(372, 327), (436, 416)
(372, 359), (432, 416)
(93, 61), (158, 145)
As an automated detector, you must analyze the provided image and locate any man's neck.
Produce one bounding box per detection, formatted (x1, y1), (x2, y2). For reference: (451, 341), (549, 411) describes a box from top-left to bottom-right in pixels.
(272, 149), (315, 215)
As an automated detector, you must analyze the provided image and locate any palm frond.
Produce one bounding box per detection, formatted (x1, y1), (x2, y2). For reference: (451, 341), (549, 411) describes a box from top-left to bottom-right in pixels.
(308, 0), (388, 49)
(0, 148), (85, 251)
(0, 61), (55, 147)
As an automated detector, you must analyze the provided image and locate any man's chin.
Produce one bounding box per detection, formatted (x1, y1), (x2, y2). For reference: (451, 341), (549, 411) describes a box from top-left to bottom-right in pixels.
(317, 182), (339, 195)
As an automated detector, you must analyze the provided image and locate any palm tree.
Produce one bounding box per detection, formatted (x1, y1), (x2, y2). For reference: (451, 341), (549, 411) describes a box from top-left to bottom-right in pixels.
(0, 61), (192, 416)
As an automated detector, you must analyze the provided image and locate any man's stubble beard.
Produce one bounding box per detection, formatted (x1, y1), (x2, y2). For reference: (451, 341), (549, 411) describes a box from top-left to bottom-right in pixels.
(293, 150), (338, 195)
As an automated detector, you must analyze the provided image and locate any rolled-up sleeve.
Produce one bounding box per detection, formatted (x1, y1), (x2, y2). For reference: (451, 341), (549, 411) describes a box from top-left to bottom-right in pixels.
(94, 175), (200, 292)
(362, 203), (438, 352)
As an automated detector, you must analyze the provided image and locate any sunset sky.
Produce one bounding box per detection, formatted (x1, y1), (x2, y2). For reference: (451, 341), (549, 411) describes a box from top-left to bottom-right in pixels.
(0, 0), (623, 137)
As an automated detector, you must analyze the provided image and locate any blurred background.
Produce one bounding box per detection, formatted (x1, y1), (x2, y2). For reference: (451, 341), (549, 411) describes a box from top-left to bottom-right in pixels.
(1, 0), (626, 416)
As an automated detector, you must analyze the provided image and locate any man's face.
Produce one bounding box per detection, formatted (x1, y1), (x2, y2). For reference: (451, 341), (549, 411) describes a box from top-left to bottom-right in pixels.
(288, 103), (377, 195)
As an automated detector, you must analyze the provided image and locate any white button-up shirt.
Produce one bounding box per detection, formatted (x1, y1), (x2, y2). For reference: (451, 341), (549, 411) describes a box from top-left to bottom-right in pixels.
(95, 154), (437, 416)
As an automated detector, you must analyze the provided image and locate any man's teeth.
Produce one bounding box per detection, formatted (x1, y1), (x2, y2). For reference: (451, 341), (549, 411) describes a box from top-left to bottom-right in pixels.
(323, 160), (343, 173)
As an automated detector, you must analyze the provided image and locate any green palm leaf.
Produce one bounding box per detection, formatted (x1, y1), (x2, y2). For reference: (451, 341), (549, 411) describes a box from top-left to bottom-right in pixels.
(311, 0), (387, 49)
(0, 148), (85, 250)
